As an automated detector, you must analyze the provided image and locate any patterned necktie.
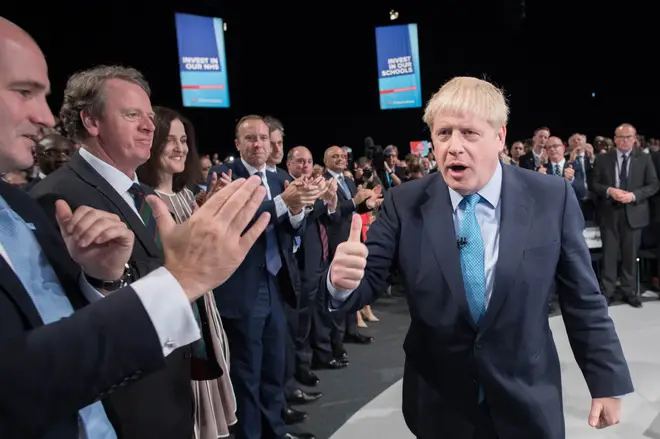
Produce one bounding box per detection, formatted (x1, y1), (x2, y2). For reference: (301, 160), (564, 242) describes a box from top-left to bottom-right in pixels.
(458, 193), (487, 404)
(620, 154), (628, 190)
(554, 164), (561, 176)
(127, 183), (161, 249)
(0, 196), (117, 439)
(319, 222), (329, 261)
(256, 172), (282, 276)
(458, 194), (486, 324)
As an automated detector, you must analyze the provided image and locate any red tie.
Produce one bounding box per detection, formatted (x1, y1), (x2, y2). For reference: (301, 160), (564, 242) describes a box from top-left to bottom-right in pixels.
(319, 222), (329, 261)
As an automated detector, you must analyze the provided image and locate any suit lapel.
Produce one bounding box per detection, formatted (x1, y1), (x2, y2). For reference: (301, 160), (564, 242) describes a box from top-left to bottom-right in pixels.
(420, 175), (476, 330)
(69, 153), (160, 257)
(480, 166), (533, 332)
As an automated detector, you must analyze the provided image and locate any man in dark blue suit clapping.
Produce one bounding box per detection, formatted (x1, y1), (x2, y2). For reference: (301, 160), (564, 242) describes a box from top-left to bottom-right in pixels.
(208, 115), (321, 439)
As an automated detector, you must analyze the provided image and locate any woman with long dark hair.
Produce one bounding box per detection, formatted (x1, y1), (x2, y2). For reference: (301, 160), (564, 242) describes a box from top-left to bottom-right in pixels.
(137, 106), (236, 439)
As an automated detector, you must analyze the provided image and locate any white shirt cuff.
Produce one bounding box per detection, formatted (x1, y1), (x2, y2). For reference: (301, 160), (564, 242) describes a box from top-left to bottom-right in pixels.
(79, 274), (107, 302)
(326, 269), (354, 311)
(79, 268), (201, 356)
(274, 194), (288, 218)
(131, 267), (201, 356)
(288, 208), (305, 229)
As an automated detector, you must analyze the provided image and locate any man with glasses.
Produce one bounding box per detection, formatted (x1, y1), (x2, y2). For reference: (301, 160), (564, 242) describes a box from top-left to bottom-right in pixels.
(537, 136), (587, 200)
(591, 123), (659, 307)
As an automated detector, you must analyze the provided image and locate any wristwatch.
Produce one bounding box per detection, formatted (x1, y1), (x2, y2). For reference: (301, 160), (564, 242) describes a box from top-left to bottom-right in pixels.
(84, 264), (132, 291)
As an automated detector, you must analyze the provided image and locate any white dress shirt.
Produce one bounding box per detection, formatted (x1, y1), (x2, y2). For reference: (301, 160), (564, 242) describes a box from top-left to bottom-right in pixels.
(240, 159), (304, 228)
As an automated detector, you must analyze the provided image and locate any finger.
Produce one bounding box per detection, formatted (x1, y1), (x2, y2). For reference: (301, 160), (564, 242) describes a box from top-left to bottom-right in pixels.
(227, 169), (232, 179)
(215, 178), (266, 222)
(202, 177), (253, 219)
(348, 214), (363, 242)
(77, 219), (126, 247)
(93, 224), (134, 246)
(228, 184), (269, 235)
(284, 180), (289, 189)
(55, 200), (74, 235)
(588, 402), (602, 427)
(70, 209), (110, 241)
(238, 211), (271, 253)
(146, 195), (177, 237)
(208, 172), (218, 191)
(64, 205), (95, 235)
(335, 253), (368, 268)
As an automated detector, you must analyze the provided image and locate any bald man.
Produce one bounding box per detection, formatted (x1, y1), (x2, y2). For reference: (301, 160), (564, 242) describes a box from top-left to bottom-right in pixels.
(591, 123), (659, 307)
(0, 17), (267, 439)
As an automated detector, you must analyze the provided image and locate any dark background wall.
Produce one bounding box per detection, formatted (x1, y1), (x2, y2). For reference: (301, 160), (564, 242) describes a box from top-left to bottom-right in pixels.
(3, 0), (655, 159)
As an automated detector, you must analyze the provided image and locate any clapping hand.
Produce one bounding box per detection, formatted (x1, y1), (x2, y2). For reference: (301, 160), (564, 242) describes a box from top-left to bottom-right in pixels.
(55, 202), (134, 282)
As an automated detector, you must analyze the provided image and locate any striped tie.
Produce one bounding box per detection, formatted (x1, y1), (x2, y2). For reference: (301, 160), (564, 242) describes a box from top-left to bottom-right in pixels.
(127, 183), (161, 249)
(319, 222), (329, 261)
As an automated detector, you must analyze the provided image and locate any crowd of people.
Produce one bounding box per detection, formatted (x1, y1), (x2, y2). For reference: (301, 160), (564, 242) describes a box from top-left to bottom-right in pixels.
(0, 12), (651, 439)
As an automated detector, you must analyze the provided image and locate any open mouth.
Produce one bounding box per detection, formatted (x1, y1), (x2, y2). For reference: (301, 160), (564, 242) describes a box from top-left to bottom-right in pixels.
(447, 164), (469, 178)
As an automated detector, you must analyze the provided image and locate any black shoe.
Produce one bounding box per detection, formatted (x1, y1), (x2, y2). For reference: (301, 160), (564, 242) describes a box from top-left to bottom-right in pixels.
(286, 388), (323, 405)
(311, 358), (348, 370)
(284, 407), (307, 425)
(625, 294), (643, 308)
(295, 370), (320, 387)
(334, 347), (348, 361)
(344, 333), (374, 344)
(283, 433), (315, 439)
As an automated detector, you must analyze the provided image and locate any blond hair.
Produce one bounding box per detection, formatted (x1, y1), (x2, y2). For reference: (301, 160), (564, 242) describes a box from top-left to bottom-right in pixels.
(423, 77), (509, 130)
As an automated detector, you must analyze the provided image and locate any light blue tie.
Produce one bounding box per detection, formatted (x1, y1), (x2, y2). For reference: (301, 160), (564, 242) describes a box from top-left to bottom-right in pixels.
(0, 196), (117, 439)
(458, 194), (486, 404)
(338, 176), (351, 199)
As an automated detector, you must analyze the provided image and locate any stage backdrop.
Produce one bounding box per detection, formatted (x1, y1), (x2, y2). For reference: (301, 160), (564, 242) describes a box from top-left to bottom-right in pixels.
(174, 12), (230, 108)
(375, 23), (422, 110)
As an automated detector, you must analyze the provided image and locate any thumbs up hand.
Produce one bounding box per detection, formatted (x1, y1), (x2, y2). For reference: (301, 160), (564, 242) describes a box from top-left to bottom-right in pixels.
(329, 214), (368, 290)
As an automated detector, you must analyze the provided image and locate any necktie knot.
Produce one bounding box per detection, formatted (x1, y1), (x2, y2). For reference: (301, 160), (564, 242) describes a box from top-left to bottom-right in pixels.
(461, 194), (481, 211)
(128, 183), (145, 198)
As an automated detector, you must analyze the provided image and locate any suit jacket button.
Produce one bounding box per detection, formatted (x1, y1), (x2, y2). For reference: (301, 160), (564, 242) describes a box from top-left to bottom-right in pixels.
(184, 352), (192, 359)
(475, 341), (483, 349)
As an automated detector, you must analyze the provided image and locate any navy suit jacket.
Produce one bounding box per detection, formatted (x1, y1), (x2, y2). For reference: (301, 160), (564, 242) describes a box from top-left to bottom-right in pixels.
(0, 181), (165, 439)
(541, 158), (587, 200)
(208, 160), (305, 318)
(324, 165), (633, 439)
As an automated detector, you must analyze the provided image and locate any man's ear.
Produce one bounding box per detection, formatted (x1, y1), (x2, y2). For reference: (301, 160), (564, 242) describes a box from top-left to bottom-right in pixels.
(80, 110), (99, 137)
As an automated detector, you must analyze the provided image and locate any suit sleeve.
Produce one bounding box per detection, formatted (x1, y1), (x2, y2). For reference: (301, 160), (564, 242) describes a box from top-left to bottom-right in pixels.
(0, 288), (166, 438)
(323, 189), (400, 313)
(631, 154), (659, 203)
(589, 155), (611, 199)
(556, 179), (634, 398)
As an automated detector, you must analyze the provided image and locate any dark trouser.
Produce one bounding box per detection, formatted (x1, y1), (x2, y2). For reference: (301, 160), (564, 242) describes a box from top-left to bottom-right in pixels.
(223, 274), (287, 439)
(297, 268), (335, 370)
(331, 310), (358, 354)
(600, 208), (642, 298)
(283, 299), (299, 397)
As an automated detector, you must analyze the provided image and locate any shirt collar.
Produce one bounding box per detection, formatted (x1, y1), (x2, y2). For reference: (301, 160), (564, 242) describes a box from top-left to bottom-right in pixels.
(241, 158), (267, 176)
(327, 169), (343, 179)
(78, 147), (138, 194)
(448, 162), (502, 212)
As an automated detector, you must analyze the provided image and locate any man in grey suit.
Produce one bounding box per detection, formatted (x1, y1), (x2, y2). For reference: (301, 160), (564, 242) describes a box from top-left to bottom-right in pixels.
(591, 123), (659, 307)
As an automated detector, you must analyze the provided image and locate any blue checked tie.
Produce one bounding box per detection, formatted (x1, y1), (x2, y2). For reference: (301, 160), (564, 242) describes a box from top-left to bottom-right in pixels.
(256, 172), (282, 276)
(458, 194), (486, 404)
(0, 196), (117, 439)
(338, 176), (351, 199)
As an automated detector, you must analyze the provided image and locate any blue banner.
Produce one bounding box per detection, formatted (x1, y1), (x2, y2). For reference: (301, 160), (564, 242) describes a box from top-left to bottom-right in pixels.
(175, 13), (230, 108)
(375, 24), (422, 110)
